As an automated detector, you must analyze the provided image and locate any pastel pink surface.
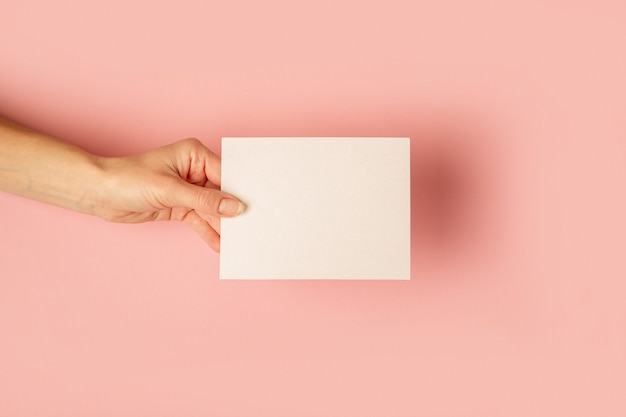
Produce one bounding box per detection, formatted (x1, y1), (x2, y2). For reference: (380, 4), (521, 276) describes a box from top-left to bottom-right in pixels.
(1, 1), (625, 416)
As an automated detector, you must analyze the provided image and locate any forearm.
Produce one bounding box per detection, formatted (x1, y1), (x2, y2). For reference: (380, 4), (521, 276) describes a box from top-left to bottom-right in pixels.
(0, 116), (103, 215)
(0, 115), (243, 250)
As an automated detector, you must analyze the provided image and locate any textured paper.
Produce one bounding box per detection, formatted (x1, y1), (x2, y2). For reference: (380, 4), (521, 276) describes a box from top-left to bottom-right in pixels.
(219, 137), (411, 279)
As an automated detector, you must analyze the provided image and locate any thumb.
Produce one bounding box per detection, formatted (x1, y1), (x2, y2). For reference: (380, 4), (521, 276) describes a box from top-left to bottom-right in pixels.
(170, 180), (245, 217)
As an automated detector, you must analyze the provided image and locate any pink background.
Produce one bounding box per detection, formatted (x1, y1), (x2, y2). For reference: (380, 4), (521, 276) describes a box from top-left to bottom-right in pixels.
(1, 0), (625, 416)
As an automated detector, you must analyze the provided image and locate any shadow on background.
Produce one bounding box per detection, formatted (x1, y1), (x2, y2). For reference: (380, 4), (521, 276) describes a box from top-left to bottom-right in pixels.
(212, 102), (503, 286)
(409, 120), (495, 267)
(1, 100), (502, 286)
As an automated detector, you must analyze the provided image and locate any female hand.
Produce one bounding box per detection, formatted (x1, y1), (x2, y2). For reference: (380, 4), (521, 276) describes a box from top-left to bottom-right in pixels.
(95, 138), (244, 252)
(0, 115), (243, 252)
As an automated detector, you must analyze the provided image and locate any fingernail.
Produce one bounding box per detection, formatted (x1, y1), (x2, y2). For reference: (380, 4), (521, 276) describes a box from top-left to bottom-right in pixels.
(218, 198), (245, 216)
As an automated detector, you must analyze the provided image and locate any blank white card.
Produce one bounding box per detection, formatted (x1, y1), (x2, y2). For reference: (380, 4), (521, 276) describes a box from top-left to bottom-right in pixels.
(219, 138), (411, 279)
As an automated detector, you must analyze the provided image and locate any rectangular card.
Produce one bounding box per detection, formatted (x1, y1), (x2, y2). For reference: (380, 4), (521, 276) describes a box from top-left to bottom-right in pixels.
(220, 137), (411, 279)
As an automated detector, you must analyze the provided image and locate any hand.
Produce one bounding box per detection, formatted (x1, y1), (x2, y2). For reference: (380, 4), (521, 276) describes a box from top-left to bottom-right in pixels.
(94, 138), (244, 252)
(0, 116), (241, 251)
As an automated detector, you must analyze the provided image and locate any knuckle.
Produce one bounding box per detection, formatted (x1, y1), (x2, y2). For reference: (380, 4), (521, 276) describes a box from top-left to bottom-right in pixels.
(196, 190), (220, 214)
(181, 137), (203, 149)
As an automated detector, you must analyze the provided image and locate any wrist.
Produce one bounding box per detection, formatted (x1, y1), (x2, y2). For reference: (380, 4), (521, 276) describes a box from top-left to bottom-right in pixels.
(89, 155), (122, 219)
(56, 151), (108, 217)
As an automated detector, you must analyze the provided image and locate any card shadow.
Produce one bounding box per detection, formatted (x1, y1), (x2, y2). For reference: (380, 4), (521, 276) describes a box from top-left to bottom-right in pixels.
(218, 104), (501, 283)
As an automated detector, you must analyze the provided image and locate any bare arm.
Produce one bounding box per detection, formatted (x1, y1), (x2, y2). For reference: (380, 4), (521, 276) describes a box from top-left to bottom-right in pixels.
(0, 115), (244, 251)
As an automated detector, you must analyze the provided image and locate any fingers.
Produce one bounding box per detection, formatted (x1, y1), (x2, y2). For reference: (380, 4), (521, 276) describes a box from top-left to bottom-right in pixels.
(201, 145), (222, 188)
(180, 209), (221, 252)
(163, 179), (245, 218)
(164, 139), (245, 218)
(190, 207), (221, 234)
(170, 138), (222, 187)
(145, 138), (244, 251)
